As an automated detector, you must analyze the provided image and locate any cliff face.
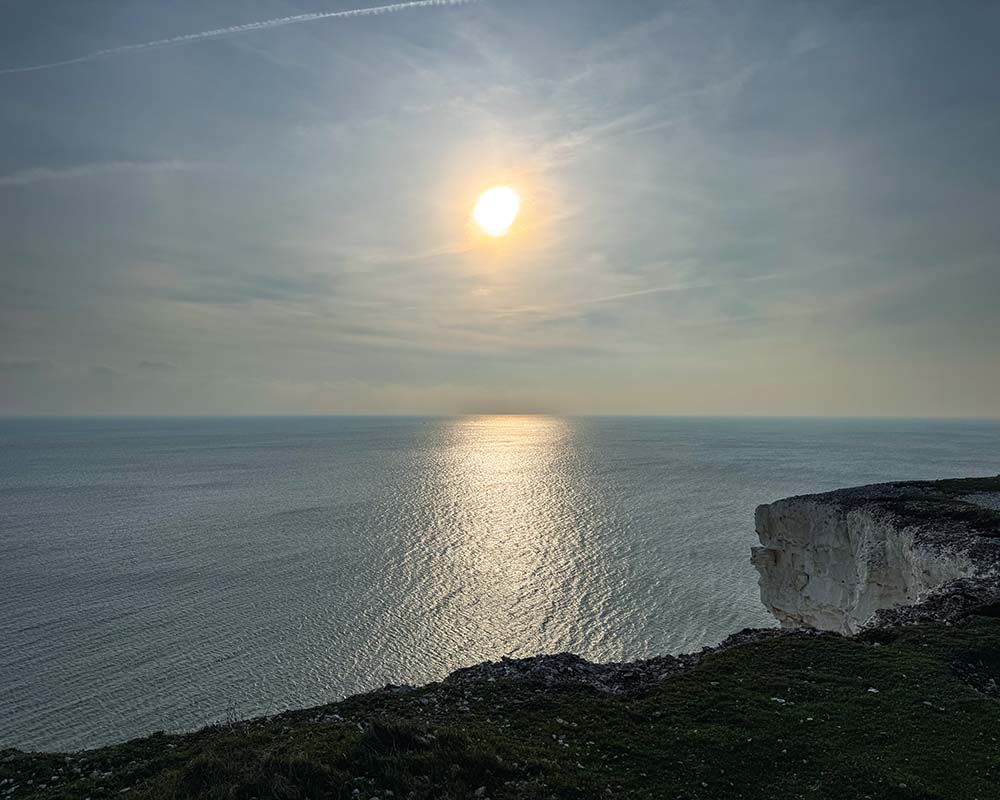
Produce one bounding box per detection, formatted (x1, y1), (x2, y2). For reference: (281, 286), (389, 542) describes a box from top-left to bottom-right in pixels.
(752, 477), (1000, 633)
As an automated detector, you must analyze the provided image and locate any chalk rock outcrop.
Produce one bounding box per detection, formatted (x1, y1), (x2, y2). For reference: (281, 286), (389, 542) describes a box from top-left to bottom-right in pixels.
(752, 477), (1000, 633)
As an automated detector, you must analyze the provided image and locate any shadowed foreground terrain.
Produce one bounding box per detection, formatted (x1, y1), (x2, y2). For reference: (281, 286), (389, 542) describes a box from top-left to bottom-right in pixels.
(4, 619), (1000, 799)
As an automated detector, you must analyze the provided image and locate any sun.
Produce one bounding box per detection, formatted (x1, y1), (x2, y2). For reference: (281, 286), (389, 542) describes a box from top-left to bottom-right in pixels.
(472, 186), (521, 237)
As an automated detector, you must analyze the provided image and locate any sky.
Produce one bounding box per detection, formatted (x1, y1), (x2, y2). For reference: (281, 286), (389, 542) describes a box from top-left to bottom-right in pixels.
(1, 0), (998, 417)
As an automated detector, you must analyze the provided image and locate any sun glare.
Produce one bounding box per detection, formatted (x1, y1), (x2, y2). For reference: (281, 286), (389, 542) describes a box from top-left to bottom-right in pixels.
(473, 186), (521, 237)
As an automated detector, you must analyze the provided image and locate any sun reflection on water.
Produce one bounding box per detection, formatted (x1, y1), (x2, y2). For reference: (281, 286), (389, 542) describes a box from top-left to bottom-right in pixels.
(439, 414), (576, 588)
(383, 414), (628, 676)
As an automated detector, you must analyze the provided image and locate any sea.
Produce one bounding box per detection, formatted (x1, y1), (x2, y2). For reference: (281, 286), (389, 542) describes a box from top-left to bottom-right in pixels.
(2, 415), (998, 751)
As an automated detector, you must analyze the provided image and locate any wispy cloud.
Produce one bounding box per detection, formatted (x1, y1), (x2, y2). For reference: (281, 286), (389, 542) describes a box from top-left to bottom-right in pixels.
(0, 0), (478, 75)
(0, 358), (51, 372)
(495, 272), (789, 322)
(0, 160), (196, 187)
(138, 360), (177, 371)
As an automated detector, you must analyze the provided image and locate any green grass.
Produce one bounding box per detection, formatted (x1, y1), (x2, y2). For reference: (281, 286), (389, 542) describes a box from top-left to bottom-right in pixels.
(5, 619), (1000, 799)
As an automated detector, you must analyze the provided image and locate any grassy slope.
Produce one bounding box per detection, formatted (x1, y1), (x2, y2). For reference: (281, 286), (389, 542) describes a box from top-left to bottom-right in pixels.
(5, 619), (1000, 800)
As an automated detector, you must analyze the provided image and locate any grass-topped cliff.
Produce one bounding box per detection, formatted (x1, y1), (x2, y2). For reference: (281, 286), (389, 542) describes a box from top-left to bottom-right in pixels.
(5, 618), (1000, 800)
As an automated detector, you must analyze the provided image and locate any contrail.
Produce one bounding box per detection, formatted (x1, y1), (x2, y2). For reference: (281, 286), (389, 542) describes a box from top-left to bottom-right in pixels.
(0, 0), (476, 76)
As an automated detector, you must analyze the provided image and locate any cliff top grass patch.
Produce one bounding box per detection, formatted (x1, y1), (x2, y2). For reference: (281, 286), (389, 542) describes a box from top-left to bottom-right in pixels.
(4, 618), (1000, 800)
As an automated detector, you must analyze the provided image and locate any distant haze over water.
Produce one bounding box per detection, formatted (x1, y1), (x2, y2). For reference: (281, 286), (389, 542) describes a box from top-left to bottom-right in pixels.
(2, 415), (999, 750)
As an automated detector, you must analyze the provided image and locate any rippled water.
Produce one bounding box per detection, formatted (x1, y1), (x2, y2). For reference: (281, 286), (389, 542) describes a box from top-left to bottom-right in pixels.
(2, 415), (999, 750)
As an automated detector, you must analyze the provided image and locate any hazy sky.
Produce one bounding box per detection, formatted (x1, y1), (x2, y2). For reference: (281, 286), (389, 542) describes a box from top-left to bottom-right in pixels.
(1, 0), (998, 416)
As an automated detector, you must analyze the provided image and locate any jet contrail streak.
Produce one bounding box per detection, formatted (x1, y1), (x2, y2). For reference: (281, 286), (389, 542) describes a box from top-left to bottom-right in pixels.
(0, 0), (476, 76)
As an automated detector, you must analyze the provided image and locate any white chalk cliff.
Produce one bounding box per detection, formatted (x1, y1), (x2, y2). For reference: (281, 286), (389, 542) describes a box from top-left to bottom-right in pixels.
(751, 477), (1000, 633)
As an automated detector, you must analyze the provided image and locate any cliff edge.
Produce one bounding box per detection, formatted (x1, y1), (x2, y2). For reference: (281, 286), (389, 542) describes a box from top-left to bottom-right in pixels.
(752, 476), (1000, 633)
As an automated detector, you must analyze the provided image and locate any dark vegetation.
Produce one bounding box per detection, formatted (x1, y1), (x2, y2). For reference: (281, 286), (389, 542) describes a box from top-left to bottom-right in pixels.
(831, 476), (1000, 538)
(5, 619), (1000, 799)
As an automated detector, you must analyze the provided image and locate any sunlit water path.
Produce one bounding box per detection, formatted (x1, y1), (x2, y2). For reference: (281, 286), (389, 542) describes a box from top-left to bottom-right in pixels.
(2, 415), (999, 750)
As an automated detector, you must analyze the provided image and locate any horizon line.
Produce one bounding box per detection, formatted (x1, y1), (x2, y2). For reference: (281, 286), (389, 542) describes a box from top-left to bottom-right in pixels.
(2, 413), (999, 421)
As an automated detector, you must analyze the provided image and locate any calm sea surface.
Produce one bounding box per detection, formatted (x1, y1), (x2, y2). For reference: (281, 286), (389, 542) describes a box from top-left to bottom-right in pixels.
(2, 416), (998, 750)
